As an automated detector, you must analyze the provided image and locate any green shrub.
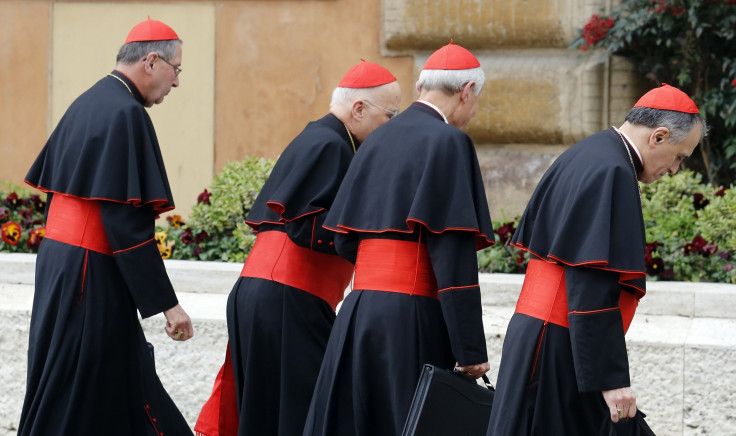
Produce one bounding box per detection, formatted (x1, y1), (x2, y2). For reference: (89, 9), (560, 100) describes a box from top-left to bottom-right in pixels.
(641, 170), (736, 283)
(477, 170), (736, 283)
(154, 157), (276, 262)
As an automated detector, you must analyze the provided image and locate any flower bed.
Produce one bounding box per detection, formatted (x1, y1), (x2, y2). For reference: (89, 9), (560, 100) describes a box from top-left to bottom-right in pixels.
(478, 170), (736, 282)
(4, 163), (735, 282)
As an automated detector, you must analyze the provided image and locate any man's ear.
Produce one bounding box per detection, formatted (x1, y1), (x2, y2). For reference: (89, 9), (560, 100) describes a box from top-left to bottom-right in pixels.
(143, 52), (158, 73)
(649, 127), (670, 147)
(461, 81), (475, 102)
(351, 100), (366, 119)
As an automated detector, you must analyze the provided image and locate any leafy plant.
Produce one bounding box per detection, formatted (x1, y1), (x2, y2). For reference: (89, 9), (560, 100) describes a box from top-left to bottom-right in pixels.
(641, 170), (736, 282)
(570, 1), (736, 186)
(154, 157), (276, 262)
(477, 218), (529, 274)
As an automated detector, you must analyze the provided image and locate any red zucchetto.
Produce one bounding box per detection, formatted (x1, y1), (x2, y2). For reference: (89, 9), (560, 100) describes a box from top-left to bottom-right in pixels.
(634, 84), (699, 114)
(338, 60), (397, 89)
(124, 18), (179, 44)
(423, 39), (480, 70)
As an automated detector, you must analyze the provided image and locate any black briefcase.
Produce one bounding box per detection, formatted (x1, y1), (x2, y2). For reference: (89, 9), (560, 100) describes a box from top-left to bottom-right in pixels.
(402, 364), (494, 436)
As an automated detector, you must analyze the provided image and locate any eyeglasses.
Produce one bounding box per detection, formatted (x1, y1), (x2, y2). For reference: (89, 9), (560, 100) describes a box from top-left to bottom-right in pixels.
(363, 99), (399, 119)
(158, 56), (182, 77)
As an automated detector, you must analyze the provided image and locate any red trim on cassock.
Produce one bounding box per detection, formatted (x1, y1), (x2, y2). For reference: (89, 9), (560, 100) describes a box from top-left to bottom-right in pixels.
(24, 181), (175, 214)
(44, 194), (113, 255)
(144, 404), (161, 435)
(438, 284), (479, 293)
(323, 217), (494, 250)
(113, 238), (156, 255)
(511, 242), (647, 289)
(266, 200), (326, 223)
(80, 250), (89, 301)
(353, 239), (439, 299)
(240, 231), (353, 310)
(515, 259), (640, 333)
(194, 342), (239, 436)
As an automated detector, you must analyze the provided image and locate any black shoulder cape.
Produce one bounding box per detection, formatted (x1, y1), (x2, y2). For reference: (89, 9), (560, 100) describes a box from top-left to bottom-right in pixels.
(323, 102), (494, 250)
(511, 128), (647, 295)
(25, 71), (174, 214)
(246, 113), (355, 229)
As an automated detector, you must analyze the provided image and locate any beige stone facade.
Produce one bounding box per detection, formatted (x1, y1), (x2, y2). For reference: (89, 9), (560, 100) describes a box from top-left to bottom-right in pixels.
(0, 0), (645, 219)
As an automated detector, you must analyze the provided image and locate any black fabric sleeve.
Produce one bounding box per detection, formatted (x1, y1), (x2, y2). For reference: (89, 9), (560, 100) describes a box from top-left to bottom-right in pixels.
(565, 265), (630, 392)
(284, 212), (339, 256)
(332, 231), (359, 265)
(426, 230), (488, 366)
(100, 201), (178, 318)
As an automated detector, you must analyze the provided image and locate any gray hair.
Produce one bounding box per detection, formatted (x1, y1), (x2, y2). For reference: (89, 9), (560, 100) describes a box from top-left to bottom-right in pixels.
(417, 67), (485, 96)
(116, 39), (182, 65)
(330, 85), (391, 108)
(625, 106), (708, 143)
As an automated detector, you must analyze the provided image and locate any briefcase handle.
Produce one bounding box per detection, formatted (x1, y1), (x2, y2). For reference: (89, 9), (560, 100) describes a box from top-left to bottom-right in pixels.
(451, 369), (495, 391)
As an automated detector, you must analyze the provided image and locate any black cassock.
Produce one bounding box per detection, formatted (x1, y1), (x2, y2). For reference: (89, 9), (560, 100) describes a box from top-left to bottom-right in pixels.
(302, 102), (495, 436)
(197, 113), (356, 436)
(488, 129), (655, 436)
(19, 71), (192, 435)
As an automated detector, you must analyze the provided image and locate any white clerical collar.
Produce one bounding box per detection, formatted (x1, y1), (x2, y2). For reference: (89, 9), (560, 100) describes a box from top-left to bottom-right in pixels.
(613, 126), (643, 164)
(416, 100), (448, 124)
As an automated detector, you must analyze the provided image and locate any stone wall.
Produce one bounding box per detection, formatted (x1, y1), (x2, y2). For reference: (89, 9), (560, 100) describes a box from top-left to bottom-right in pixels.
(1, 254), (735, 435)
(2, 0), (655, 220)
(381, 0), (650, 217)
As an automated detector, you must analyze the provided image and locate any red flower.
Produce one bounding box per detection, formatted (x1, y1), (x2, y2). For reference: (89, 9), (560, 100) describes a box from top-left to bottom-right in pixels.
(181, 228), (194, 245)
(646, 256), (664, 276)
(4, 192), (20, 209)
(715, 187), (727, 196)
(693, 193), (709, 210)
(193, 246), (203, 257)
(197, 189), (211, 205)
(732, 78), (736, 87)
(495, 222), (516, 245)
(196, 230), (208, 243)
(580, 13), (616, 50)
(1, 221), (22, 245)
(691, 235), (707, 252)
(702, 244), (719, 258)
(27, 227), (45, 251)
(29, 194), (45, 212)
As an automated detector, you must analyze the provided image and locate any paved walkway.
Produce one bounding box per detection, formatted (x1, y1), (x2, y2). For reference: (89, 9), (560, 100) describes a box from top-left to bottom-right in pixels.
(1, 253), (735, 434)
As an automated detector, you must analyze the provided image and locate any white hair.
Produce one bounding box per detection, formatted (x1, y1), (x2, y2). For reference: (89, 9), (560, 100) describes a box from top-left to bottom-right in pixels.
(417, 67), (485, 96)
(330, 85), (393, 108)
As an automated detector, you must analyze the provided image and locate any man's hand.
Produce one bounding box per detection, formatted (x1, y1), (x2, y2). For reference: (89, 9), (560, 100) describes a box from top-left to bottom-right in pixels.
(163, 304), (193, 341)
(455, 361), (490, 379)
(602, 387), (636, 423)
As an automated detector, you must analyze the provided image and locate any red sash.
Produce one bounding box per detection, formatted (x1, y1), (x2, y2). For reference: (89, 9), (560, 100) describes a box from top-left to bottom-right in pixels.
(240, 231), (354, 310)
(194, 343), (239, 436)
(353, 239), (438, 299)
(45, 194), (113, 255)
(515, 259), (639, 333)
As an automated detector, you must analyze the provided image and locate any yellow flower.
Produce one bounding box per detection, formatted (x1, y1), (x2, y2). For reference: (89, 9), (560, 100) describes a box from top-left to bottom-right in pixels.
(166, 214), (184, 229)
(158, 240), (175, 259)
(1, 221), (22, 246)
(155, 231), (167, 246)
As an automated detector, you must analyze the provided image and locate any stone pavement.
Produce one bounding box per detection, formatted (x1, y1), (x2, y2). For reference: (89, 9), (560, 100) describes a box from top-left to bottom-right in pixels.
(1, 253), (735, 434)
